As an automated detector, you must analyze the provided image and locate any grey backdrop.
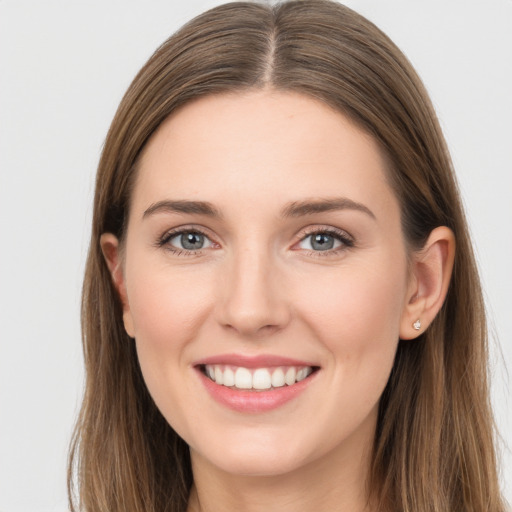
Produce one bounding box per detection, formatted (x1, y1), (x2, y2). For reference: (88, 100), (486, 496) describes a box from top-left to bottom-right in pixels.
(1, 1), (510, 510)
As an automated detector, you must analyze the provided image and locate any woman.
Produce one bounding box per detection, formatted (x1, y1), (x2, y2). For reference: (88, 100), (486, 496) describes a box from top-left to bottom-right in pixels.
(68, 1), (507, 511)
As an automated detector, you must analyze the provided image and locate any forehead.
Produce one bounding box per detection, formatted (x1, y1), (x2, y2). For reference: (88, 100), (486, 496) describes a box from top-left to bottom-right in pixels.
(132, 90), (397, 221)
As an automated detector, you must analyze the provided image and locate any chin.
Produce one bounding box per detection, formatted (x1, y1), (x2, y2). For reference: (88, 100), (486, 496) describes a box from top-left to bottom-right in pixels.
(197, 446), (311, 478)
(188, 424), (333, 479)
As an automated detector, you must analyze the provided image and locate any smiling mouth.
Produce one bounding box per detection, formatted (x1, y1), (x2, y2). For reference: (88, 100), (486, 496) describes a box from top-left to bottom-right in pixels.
(199, 364), (319, 391)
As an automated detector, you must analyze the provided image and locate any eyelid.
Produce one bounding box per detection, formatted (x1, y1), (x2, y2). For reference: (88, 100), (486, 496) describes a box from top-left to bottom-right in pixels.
(156, 225), (219, 253)
(297, 225), (354, 242)
(292, 225), (355, 255)
(155, 224), (354, 256)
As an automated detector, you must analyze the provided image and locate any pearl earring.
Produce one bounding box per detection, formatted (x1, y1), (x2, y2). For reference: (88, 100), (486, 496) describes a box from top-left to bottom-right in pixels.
(413, 319), (421, 331)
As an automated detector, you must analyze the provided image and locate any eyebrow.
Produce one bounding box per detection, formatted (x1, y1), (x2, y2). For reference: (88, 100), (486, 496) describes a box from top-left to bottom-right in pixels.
(280, 197), (376, 220)
(143, 200), (223, 219)
(142, 197), (376, 221)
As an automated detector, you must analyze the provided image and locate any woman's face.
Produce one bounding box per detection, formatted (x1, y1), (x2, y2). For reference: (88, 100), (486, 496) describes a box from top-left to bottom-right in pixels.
(113, 90), (416, 477)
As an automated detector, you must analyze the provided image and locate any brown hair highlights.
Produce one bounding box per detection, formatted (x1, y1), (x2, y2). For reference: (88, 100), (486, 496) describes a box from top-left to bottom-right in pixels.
(69, 1), (506, 511)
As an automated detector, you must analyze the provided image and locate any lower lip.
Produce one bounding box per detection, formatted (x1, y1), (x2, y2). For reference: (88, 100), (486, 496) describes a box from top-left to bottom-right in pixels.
(197, 369), (317, 413)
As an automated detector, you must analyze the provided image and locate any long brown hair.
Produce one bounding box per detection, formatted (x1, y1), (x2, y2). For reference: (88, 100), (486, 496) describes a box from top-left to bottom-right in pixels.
(68, 1), (506, 511)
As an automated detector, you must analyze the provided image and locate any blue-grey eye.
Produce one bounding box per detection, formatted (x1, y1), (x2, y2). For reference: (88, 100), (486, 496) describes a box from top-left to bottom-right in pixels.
(299, 232), (344, 251)
(168, 231), (212, 251)
(181, 232), (204, 250)
(311, 233), (335, 251)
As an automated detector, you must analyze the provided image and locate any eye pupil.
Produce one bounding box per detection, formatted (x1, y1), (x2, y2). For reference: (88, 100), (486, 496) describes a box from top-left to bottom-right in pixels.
(311, 233), (334, 251)
(181, 232), (204, 250)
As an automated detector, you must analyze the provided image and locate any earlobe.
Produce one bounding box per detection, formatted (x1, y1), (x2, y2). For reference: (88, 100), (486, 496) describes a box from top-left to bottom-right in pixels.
(99, 233), (135, 338)
(400, 226), (455, 340)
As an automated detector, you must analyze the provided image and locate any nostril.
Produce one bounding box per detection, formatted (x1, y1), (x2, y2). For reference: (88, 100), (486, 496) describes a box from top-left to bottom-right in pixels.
(222, 321), (284, 338)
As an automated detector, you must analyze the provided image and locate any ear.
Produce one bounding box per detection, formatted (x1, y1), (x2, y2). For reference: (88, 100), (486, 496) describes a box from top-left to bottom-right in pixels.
(100, 233), (135, 338)
(400, 226), (455, 340)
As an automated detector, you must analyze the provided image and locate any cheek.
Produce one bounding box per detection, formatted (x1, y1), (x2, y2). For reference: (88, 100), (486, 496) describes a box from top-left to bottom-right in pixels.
(287, 259), (407, 440)
(124, 259), (215, 405)
(126, 261), (214, 348)
(125, 262), (217, 431)
(296, 258), (407, 371)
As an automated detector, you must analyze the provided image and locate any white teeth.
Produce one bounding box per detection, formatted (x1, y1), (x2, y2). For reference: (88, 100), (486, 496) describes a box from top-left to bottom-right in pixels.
(296, 367), (313, 381)
(271, 368), (285, 388)
(252, 369), (272, 390)
(214, 366), (223, 385)
(296, 367), (312, 382)
(204, 364), (314, 390)
(296, 368), (307, 382)
(285, 367), (296, 386)
(235, 367), (253, 389)
(223, 367), (235, 387)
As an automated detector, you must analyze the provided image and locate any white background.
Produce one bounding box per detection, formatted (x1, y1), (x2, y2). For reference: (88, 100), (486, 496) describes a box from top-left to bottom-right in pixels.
(0, 1), (510, 511)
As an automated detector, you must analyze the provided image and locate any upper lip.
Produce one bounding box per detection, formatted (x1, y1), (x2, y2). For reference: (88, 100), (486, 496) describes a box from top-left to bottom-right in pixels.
(193, 353), (318, 368)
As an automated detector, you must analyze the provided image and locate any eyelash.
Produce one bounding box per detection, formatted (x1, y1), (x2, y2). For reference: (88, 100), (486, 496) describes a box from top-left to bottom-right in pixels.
(298, 227), (354, 257)
(156, 227), (212, 256)
(156, 226), (354, 257)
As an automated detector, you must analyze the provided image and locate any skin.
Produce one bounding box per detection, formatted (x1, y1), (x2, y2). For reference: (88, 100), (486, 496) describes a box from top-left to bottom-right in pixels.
(102, 90), (455, 512)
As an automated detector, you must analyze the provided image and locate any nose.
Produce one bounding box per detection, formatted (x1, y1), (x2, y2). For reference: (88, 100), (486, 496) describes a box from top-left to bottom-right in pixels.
(215, 245), (291, 338)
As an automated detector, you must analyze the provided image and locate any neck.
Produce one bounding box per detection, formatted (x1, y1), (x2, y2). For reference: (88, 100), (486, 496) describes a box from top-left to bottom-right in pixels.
(186, 410), (377, 512)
